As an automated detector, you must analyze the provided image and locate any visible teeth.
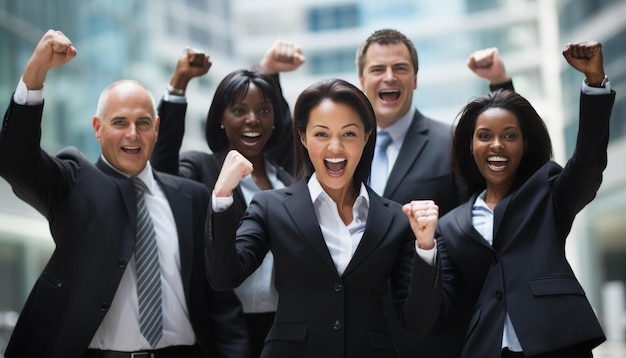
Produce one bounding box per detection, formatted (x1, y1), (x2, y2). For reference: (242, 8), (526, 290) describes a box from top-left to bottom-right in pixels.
(242, 132), (261, 138)
(380, 89), (399, 94)
(325, 157), (346, 163)
(488, 156), (507, 162)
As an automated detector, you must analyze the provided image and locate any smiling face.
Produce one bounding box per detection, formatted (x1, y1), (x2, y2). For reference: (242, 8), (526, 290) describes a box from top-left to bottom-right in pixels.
(93, 81), (159, 176)
(471, 107), (525, 195)
(222, 83), (275, 160)
(358, 42), (417, 128)
(300, 99), (370, 197)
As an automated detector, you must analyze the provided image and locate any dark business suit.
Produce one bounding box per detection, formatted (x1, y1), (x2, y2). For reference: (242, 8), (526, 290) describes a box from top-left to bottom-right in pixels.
(431, 91), (615, 358)
(153, 98), (292, 357)
(384, 81), (515, 358)
(205, 180), (440, 358)
(0, 99), (248, 358)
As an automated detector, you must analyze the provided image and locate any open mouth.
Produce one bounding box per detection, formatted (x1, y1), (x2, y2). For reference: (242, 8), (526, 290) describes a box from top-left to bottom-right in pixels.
(487, 156), (508, 171)
(324, 157), (347, 174)
(122, 146), (140, 154)
(241, 131), (262, 143)
(379, 89), (400, 102)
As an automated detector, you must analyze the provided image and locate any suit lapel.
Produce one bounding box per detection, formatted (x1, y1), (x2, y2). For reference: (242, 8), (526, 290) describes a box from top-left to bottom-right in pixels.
(96, 158), (139, 259)
(343, 190), (394, 277)
(283, 180), (337, 273)
(456, 197), (494, 250)
(385, 110), (428, 197)
(492, 192), (514, 251)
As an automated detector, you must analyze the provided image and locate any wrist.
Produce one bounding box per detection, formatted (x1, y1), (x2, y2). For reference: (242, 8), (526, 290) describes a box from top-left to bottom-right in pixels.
(167, 84), (185, 96)
(585, 74), (608, 88)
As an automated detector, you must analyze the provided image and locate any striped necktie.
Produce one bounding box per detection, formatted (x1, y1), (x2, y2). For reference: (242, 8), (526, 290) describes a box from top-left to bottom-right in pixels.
(132, 177), (163, 348)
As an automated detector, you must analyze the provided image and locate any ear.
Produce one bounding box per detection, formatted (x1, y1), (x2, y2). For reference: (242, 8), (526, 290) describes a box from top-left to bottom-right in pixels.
(92, 116), (101, 142)
(155, 115), (161, 138)
(469, 141), (473, 154)
(299, 130), (307, 149)
(365, 130), (372, 144)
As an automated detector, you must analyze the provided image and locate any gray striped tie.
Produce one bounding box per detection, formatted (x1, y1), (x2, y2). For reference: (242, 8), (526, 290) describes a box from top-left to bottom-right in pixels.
(132, 177), (163, 348)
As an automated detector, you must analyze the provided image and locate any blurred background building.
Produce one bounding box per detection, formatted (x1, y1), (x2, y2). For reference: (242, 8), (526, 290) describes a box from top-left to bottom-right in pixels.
(0, 0), (624, 355)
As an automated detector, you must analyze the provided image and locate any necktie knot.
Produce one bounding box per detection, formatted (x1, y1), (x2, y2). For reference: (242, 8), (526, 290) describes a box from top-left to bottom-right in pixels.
(132, 177), (151, 195)
(376, 131), (392, 150)
(370, 131), (392, 195)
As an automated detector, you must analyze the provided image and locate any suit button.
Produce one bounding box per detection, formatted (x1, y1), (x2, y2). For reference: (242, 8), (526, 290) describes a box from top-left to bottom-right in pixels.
(495, 290), (503, 301)
(333, 283), (343, 292)
(333, 320), (342, 330)
(117, 259), (127, 268)
(492, 255), (499, 264)
(100, 303), (109, 312)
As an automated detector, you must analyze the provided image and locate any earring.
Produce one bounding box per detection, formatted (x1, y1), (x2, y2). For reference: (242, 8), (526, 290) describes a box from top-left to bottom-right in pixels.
(220, 124), (224, 129)
(272, 125), (275, 129)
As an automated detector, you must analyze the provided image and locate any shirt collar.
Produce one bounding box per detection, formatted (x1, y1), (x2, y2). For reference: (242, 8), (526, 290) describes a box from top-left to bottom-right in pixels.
(100, 155), (156, 194)
(378, 107), (414, 145)
(307, 172), (370, 207)
(473, 189), (490, 211)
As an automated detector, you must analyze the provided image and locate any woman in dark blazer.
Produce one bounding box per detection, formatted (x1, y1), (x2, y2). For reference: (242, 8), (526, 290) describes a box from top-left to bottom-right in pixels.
(430, 41), (615, 358)
(152, 65), (294, 357)
(205, 78), (441, 358)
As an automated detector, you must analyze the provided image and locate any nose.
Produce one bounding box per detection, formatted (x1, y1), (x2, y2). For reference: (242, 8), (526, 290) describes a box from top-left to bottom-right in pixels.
(490, 138), (503, 150)
(383, 67), (395, 81)
(328, 135), (343, 151)
(127, 123), (139, 138)
(245, 110), (259, 124)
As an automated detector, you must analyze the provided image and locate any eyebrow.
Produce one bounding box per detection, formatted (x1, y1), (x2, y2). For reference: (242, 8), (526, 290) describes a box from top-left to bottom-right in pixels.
(312, 123), (360, 130)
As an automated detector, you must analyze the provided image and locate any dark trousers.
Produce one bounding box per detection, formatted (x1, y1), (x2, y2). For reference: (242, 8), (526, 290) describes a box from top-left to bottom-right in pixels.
(245, 312), (275, 358)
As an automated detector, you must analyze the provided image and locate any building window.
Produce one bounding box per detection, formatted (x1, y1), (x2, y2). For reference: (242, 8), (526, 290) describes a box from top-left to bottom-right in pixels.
(309, 4), (360, 32)
(308, 48), (357, 75)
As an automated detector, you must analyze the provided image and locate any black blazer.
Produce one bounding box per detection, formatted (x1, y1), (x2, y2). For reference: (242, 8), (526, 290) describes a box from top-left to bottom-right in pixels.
(0, 100), (248, 358)
(384, 80), (515, 358)
(205, 179), (440, 358)
(432, 91), (615, 358)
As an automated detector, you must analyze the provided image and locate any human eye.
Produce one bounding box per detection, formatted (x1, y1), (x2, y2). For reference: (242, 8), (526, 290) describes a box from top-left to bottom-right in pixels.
(138, 119), (152, 128)
(477, 132), (490, 141)
(504, 131), (519, 140)
(394, 64), (410, 74)
(343, 131), (357, 137)
(232, 106), (246, 116)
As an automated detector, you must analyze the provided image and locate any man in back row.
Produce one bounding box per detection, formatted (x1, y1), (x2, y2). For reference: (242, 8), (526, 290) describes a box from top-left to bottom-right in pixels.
(356, 28), (513, 358)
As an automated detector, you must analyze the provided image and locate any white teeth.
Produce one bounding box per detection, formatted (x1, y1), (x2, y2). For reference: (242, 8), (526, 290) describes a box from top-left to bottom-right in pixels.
(380, 89), (399, 94)
(242, 132), (261, 138)
(487, 156), (508, 162)
(325, 157), (346, 163)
